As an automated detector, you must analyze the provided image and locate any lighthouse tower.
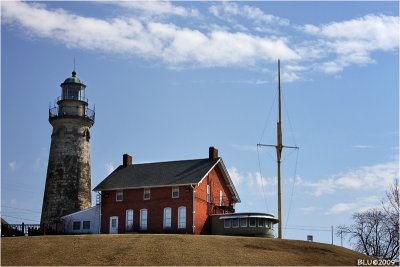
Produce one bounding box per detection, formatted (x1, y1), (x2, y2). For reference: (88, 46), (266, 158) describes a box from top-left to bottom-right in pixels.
(41, 71), (95, 227)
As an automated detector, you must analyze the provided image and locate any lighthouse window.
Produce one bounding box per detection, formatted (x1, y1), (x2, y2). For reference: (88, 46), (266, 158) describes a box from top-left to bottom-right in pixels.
(258, 218), (264, 227)
(249, 218), (256, 227)
(224, 219), (231, 228)
(240, 218), (247, 227)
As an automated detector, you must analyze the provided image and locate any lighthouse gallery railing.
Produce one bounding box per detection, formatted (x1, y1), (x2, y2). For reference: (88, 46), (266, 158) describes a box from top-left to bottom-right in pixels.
(49, 106), (95, 122)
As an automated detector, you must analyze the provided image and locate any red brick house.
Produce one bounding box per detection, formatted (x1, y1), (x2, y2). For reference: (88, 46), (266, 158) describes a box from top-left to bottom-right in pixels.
(93, 147), (240, 234)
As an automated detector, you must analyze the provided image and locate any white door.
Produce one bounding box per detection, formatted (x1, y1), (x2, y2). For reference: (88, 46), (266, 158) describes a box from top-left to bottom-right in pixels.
(109, 216), (118, 234)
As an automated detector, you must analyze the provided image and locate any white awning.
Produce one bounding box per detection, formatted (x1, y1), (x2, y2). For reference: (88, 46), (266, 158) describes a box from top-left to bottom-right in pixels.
(248, 215), (276, 219)
(219, 215), (276, 220)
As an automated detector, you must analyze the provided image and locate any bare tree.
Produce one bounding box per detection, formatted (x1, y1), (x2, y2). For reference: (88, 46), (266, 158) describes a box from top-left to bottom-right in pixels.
(337, 179), (399, 260)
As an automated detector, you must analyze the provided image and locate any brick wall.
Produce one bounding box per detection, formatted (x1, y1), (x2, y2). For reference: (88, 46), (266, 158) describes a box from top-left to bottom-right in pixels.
(101, 185), (193, 234)
(100, 162), (235, 235)
(194, 164), (234, 235)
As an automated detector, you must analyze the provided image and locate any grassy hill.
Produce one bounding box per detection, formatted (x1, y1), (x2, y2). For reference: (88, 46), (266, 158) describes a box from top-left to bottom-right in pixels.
(2, 234), (373, 266)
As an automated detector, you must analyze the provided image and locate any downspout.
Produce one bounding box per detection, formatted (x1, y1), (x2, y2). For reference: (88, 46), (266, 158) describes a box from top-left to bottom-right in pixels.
(98, 192), (102, 234)
(190, 184), (196, 234)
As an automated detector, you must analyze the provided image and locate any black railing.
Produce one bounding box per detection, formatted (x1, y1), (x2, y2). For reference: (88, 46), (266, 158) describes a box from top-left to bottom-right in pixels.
(49, 107), (95, 122)
(57, 95), (88, 103)
(2, 223), (42, 236)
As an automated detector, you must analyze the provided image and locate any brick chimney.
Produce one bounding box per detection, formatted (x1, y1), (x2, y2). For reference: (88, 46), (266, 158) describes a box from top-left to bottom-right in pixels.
(209, 146), (218, 159)
(123, 154), (132, 166)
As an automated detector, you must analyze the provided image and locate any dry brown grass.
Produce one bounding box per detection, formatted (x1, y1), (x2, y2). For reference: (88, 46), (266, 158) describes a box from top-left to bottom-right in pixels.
(1, 234), (373, 266)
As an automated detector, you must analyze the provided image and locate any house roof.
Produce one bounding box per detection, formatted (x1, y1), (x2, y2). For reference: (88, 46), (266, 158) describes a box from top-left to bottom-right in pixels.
(93, 157), (240, 203)
(1, 218), (9, 225)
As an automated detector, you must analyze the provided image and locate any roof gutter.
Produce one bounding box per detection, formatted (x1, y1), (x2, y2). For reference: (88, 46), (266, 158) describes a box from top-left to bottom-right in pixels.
(190, 184), (196, 234)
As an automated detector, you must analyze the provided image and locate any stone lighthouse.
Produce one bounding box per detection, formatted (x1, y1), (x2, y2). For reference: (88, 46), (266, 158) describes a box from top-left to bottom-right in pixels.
(41, 70), (95, 227)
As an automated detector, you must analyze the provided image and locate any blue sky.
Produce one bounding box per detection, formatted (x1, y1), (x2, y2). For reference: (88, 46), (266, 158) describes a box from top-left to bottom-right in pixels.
(1, 1), (398, 247)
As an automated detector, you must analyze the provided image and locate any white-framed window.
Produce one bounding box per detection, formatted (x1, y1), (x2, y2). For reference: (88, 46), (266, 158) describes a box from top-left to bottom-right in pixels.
(73, 221), (80, 230)
(126, 210), (134, 231)
(258, 218), (264, 227)
(116, 190), (123, 202)
(219, 190), (223, 206)
(232, 218), (239, 228)
(178, 206), (186, 229)
(172, 187), (179, 198)
(265, 220), (271, 228)
(249, 218), (256, 227)
(83, 221), (90, 230)
(144, 188), (150, 200)
(224, 219), (231, 228)
(164, 207), (172, 228)
(140, 209), (148, 230)
(207, 185), (210, 202)
(240, 218), (247, 227)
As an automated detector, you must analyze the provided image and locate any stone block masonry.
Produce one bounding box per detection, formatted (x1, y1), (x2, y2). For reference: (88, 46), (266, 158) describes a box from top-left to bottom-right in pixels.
(41, 118), (93, 225)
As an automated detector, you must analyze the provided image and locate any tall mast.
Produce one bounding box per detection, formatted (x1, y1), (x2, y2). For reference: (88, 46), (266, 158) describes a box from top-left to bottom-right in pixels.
(277, 59), (283, 239)
(257, 59), (298, 239)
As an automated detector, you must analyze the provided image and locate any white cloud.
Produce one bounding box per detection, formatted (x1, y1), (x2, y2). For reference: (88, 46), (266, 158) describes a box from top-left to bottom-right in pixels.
(231, 144), (258, 152)
(303, 161), (398, 197)
(105, 163), (115, 175)
(2, 2), (397, 78)
(288, 176), (302, 186)
(299, 14), (399, 74)
(9, 161), (17, 172)
(115, 1), (199, 17)
(353, 145), (375, 149)
(255, 172), (277, 187)
(228, 166), (243, 186)
(299, 206), (322, 214)
(326, 195), (380, 214)
(209, 2), (289, 26)
(2, 1), (298, 69)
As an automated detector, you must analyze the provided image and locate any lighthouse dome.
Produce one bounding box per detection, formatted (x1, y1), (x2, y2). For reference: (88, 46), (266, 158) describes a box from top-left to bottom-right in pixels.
(61, 71), (86, 87)
(63, 76), (82, 84)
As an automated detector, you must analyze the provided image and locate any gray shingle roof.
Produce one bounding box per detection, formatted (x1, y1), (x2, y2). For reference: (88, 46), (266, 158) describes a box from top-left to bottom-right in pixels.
(93, 158), (221, 191)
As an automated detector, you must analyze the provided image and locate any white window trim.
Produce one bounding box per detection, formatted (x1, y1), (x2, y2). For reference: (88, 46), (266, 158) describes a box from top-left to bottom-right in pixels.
(224, 219), (231, 228)
(265, 220), (270, 228)
(126, 209), (134, 230)
(232, 218), (239, 228)
(163, 207), (172, 229)
(219, 190), (223, 206)
(140, 209), (148, 231)
(143, 188), (150, 200)
(116, 190), (123, 202)
(249, 218), (256, 227)
(207, 185), (210, 203)
(178, 206), (186, 229)
(172, 187), (179, 198)
(258, 218), (264, 227)
(240, 218), (247, 228)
